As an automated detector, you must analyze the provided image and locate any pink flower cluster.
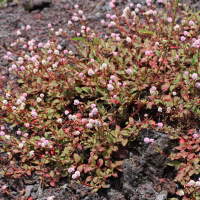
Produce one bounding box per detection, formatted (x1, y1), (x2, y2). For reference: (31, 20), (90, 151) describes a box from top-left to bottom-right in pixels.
(144, 137), (154, 144)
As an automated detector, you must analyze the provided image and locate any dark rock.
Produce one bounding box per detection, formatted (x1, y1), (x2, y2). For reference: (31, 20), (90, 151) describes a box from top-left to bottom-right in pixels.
(22, 174), (36, 185)
(155, 190), (168, 200)
(23, 0), (52, 11)
(137, 129), (174, 184)
(121, 158), (144, 199)
(24, 185), (34, 197)
(8, 178), (24, 193)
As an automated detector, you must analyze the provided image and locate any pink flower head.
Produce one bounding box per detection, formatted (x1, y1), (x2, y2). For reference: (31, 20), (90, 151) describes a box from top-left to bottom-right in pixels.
(189, 20), (194, 26)
(130, 3), (134, 7)
(47, 57), (51, 61)
(107, 84), (114, 91)
(149, 138), (154, 143)
(4, 55), (8, 59)
(17, 131), (21, 135)
(74, 99), (80, 105)
(195, 82), (200, 88)
(1, 126), (5, 130)
(48, 23), (52, 28)
(0, 131), (5, 136)
(44, 140), (49, 146)
(106, 14), (110, 18)
(192, 73), (198, 80)
(2, 185), (7, 190)
(109, 2), (115, 8)
(113, 95), (117, 99)
(168, 18), (172, 23)
(86, 123), (93, 129)
(7, 51), (12, 56)
(68, 167), (74, 173)
(144, 137), (150, 144)
(74, 4), (79, 9)
(91, 59), (95, 63)
(64, 50), (68, 54)
(185, 81), (189, 85)
(110, 75), (116, 81)
(75, 171), (80, 177)
(25, 123), (30, 128)
(181, 36), (185, 41)
(20, 66), (25, 71)
(72, 174), (77, 179)
(184, 71), (189, 76)
(79, 72), (83, 77)
(158, 122), (163, 128)
(23, 93), (27, 97)
(101, 20), (105, 24)
(193, 134), (199, 139)
(151, 86), (156, 91)
(113, 52), (117, 56)
(92, 108), (98, 115)
(82, 118), (86, 123)
(24, 133), (29, 137)
(91, 104), (96, 108)
(145, 51), (150, 56)
(181, 20), (185, 24)
(38, 43), (43, 48)
(127, 69), (132, 74)
(78, 10), (83, 15)
(116, 37), (121, 42)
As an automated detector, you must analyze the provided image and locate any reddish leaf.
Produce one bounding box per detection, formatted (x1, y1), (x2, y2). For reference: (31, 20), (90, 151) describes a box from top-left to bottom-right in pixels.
(97, 159), (103, 168)
(77, 143), (82, 150)
(161, 82), (170, 91)
(110, 99), (119, 104)
(50, 180), (55, 187)
(179, 138), (186, 144)
(77, 165), (84, 172)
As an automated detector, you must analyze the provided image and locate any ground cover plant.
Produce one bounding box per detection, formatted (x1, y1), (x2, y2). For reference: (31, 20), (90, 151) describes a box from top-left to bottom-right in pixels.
(0, 0), (200, 199)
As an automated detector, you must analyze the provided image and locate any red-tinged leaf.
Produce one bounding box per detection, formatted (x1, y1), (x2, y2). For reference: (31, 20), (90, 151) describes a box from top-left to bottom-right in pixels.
(26, 170), (31, 176)
(179, 138), (186, 144)
(74, 153), (81, 164)
(170, 46), (177, 49)
(122, 138), (128, 147)
(110, 99), (119, 104)
(147, 102), (153, 109)
(93, 177), (98, 183)
(77, 143), (82, 150)
(85, 176), (92, 182)
(179, 104), (183, 111)
(99, 147), (105, 152)
(84, 166), (96, 173)
(161, 82), (170, 91)
(150, 120), (156, 125)
(50, 181), (55, 187)
(163, 95), (172, 101)
(97, 159), (103, 168)
(77, 165), (84, 172)
(188, 129), (194, 135)
(115, 166), (123, 172)
(111, 161), (124, 168)
(12, 149), (21, 154)
(129, 117), (134, 124)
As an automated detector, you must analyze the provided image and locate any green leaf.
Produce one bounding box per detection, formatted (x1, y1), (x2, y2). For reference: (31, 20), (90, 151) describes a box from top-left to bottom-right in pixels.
(37, 77), (42, 84)
(139, 29), (156, 36)
(161, 82), (170, 91)
(122, 138), (128, 146)
(82, 87), (91, 94)
(75, 87), (82, 93)
(74, 153), (81, 164)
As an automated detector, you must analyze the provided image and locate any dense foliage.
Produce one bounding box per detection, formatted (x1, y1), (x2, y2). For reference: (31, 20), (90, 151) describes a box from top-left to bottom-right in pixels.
(0, 0), (200, 199)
